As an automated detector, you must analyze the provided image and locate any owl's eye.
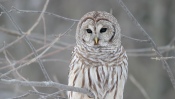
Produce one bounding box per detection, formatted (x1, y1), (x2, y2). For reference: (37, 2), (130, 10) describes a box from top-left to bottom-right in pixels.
(100, 28), (107, 33)
(86, 29), (92, 34)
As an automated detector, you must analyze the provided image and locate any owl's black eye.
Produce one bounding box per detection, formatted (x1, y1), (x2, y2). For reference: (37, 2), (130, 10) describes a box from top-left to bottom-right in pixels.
(86, 29), (92, 34)
(100, 28), (107, 33)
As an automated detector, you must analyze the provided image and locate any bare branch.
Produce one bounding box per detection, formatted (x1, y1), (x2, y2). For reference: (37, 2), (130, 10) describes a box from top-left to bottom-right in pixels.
(151, 56), (175, 60)
(9, 90), (48, 99)
(0, 34), (26, 53)
(121, 34), (150, 43)
(39, 90), (65, 99)
(129, 75), (150, 99)
(42, 16), (47, 45)
(26, 0), (49, 35)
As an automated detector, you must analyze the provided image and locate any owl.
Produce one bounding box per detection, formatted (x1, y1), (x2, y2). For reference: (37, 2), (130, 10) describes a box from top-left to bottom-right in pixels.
(68, 11), (128, 99)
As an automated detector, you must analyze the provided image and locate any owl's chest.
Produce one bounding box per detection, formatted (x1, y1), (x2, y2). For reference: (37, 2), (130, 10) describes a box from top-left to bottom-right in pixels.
(69, 53), (127, 98)
(87, 66), (119, 88)
(71, 53), (126, 86)
(74, 57), (121, 85)
(77, 65), (124, 98)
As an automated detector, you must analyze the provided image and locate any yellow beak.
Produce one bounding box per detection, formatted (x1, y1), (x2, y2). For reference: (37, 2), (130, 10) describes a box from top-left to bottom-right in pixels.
(94, 37), (99, 45)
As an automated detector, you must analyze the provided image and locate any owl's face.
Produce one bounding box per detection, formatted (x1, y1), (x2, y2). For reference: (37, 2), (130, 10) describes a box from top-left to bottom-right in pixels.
(76, 11), (121, 48)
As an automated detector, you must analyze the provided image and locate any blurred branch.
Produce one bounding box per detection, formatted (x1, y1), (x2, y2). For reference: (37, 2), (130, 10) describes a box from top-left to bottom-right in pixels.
(0, 41), (73, 71)
(0, 1), (51, 81)
(127, 45), (175, 57)
(0, 35), (59, 78)
(0, 21), (75, 78)
(0, 44), (54, 71)
(10, 90), (50, 99)
(26, 0), (49, 35)
(0, 6), (79, 22)
(3, 42), (38, 92)
(117, 0), (175, 89)
(121, 34), (150, 43)
(0, 79), (94, 98)
(39, 90), (65, 99)
(151, 56), (175, 60)
(0, 34), (26, 53)
(0, 58), (69, 68)
(129, 75), (150, 99)
(0, 27), (72, 48)
(0, 27), (20, 36)
(42, 16), (47, 45)
(11, 90), (65, 99)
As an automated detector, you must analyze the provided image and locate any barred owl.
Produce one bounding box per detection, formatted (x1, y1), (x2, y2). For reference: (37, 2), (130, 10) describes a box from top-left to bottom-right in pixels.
(68, 11), (128, 99)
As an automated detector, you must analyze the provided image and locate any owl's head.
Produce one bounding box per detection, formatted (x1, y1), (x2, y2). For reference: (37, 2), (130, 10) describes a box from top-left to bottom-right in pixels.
(76, 11), (121, 49)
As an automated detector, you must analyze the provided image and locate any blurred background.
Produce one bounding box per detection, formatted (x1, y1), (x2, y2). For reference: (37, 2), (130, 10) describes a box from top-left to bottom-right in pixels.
(0, 0), (175, 99)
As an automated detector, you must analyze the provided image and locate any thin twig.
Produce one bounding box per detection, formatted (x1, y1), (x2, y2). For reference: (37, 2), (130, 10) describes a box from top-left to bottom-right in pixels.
(0, 59), (69, 68)
(42, 16), (47, 45)
(39, 90), (65, 99)
(26, 0), (49, 35)
(10, 91), (31, 99)
(0, 27), (20, 36)
(10, 90), (48, 99)
(0, 34), (26, 53)
(121, 34), (150, 43)
(129, 75), (150, 99)
(151, 56), (175, 60)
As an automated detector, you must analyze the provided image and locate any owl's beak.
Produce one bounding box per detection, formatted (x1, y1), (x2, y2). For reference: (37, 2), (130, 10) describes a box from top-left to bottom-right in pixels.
(94, 37), (99, 45)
